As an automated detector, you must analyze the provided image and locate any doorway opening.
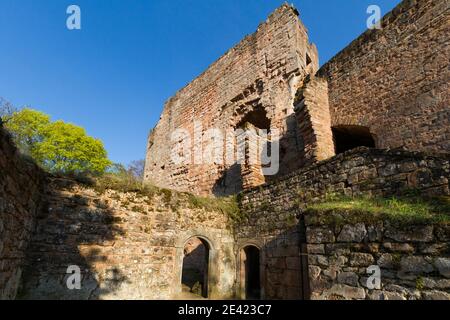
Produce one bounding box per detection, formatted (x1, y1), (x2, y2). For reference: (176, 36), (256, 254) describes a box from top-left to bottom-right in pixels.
(240, 246), (261, 300)
(332, 125), (376, 154)
(181, 237), (210, 298)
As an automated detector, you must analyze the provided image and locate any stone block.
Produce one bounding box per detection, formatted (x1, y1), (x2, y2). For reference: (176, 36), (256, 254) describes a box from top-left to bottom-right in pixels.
(324, 284), (366, 300)
(306, 227), (335, 244)
(434, 258), (450, 278)
(400, 256), (434, 274)
(337, 272), (359, 287)
(349, 253), (375, 267)
(385, 226), (434, 243)
(337, 223), (367, 243)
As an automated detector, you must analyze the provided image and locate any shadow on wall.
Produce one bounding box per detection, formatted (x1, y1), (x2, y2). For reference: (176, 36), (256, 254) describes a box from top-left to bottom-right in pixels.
(18, 177), (128, 300)
(213, 164), (242, 197)
(212, 112), (305, 197)
(238, 223), (311, 301)
(181, 238), (209, 298)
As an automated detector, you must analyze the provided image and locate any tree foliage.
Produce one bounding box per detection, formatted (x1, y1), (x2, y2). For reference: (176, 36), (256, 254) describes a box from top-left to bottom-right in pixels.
(4, 108), (111, 174)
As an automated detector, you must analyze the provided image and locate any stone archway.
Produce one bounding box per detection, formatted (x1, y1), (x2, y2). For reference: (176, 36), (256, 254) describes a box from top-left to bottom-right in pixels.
(173, 233), (219, 299)
(332, 125), (376, 154)
(238, 245), (262, 300)
(181, 237), (210, 298)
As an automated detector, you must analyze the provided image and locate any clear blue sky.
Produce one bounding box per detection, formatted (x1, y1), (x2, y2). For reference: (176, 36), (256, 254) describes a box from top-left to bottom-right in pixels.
(0, 0), (401, 165)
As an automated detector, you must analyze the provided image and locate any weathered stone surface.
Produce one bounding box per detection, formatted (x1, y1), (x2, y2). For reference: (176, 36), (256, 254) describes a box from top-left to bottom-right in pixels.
(146, 0), (450, 196)
(436, 279), (450, 290)
(319, 0), (449, 156)
(377, 254), (396, 269)
(144, 4), (319, 196)
(422, 291), (450, 301)
(349, 253), (374, 267)
(306, 228), (335, 244)
(309, 266), (321, 280)
(419, 243), (448, 255)
(307, 244), (325, 254)
(367, 224), (383, 242)
(382, 291), (407, 301)
(323, 284), (366, 300)
(1, 0), (450, 302)
(0, 125), (44, 300)
(367, 290), (384, 300)
(383, 243), (415, 254)
(337, 224), (367, 243)
(400, 256), (434, 274)
(20, 178), (235, 300)
(385, 226), (434, 243)
(337, 272), (359, 287)
(435, 226), (450, 242)
(434, 258), (450, 278)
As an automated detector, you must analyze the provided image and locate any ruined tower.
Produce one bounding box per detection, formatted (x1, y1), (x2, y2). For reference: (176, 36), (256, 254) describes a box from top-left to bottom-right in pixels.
(145, 0), (450, 196)
(144, 4), (319, 196)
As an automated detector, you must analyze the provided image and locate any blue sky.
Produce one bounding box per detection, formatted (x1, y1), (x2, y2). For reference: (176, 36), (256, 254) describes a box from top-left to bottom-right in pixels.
(0, 0), (401, 165)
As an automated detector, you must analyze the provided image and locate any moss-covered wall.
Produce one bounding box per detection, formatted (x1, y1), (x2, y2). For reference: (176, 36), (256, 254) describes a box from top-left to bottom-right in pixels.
(236, 148), (450, 300)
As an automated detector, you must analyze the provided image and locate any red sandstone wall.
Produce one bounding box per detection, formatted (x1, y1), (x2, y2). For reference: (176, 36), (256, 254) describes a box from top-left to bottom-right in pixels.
(145, 4), (318, 196)
(0, 125), (44, 299)
(237, 148), (450, 300)
(20, 179), (235, 300)
(319, 0), (449, 154)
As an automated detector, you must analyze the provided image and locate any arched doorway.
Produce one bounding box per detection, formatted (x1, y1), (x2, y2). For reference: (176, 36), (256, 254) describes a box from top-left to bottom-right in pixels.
(332, 125), (376, 154)
(181, 237), (210, 298)
(239, 245), (261, 300)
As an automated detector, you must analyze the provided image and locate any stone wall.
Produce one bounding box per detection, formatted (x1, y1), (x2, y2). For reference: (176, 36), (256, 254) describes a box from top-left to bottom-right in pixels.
(4, 144), (449, 300)
(237, 147), (450, 299)
(294, 76), (335, 165)
(0, 124), (44, 299)
(20, 178), (235, 300)
(306, 218), (450, 300)
(145, 0), (449, 197)
(319, 0), (450, 154)
(145, 4), (319, 196)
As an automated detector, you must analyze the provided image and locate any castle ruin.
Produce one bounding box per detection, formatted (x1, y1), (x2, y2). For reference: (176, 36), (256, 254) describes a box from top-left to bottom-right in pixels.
(144, 1), (449, 196)
(1, 0), (449, 300)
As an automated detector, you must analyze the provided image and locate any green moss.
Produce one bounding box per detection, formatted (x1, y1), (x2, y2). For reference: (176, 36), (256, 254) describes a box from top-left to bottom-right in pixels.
(259, 200), (272, 212)
(160, 188), (173, 203)
(286, 214), (298, 227)
(392, 254), (402, 270)
(416, 277), (425, 291)
(78, 172), (247, 222)
(305, 194), (450, 227)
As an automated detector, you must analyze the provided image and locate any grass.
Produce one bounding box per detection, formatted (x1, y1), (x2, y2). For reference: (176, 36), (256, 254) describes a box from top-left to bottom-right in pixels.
(186, 193), (243, 223)
(305, 194), (450, 226)
(72, 171), (242, 222)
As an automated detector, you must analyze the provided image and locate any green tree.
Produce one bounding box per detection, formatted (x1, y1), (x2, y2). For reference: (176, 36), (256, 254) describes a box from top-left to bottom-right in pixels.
(4, 108), (50, 155)
(5, 108), (111, 174)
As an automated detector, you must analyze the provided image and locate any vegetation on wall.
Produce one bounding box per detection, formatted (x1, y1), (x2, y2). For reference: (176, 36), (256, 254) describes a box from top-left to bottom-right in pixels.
(305, 193), (450, 226)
